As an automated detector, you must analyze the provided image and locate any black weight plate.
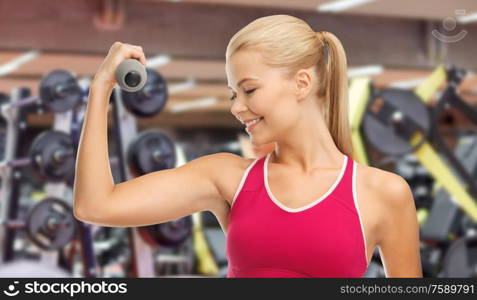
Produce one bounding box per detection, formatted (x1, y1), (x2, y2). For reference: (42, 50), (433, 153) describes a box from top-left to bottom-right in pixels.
(127, 130), (176, 176)
(29, 130), (75, 182)
(363, 88), (430, 156)
(0, 92), (9, 119)
(0, 93), (9, 161)
(121, 68), (168, 117)
(138, 216), (193, 248)
(441, 235), (477, 277)
(26, 197), (77, 251)
(39, 70), (82, 113)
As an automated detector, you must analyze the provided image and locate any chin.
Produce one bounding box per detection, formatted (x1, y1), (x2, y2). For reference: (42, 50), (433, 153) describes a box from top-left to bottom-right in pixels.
(251, 141), (276, 157)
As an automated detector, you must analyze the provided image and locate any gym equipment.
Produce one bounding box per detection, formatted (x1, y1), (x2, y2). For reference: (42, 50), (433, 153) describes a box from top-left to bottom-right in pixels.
(421, 134), (477, 242)
(121, 68), (168, 117)
(1, 66), (166, 121)
(0, 93), (7, 161)
(363, 88), (430, 157)
(0, 130), (75, 182)
(115, 59), (148, 93)
(0, 70), (84, 115)
(127, 130), (176, 176)
(363, 66), (477, 223)
(348, 65), (477, 278)
(26, 198), (77, 251)
(441, 234), (477, 277)
(1, 197), (76, 251)
(194, 211), (227, 276)
(138, 217), (193, 248)
(394, 155), (434, 210)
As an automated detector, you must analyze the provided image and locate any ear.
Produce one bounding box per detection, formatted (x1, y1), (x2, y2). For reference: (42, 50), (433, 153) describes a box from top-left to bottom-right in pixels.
(294, 68), (313, 101)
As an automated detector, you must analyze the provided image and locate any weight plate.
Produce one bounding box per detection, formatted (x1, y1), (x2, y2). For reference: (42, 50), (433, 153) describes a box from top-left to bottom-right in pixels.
(0, 92), (9, 161)
(441, 235), (477, 277)
(29, 130), (75, 182)
(39, 70), (82, 113)
(121, 68), (168, 117)
(127, 130), (176, 176)
(363, 88), (430, 156)
(138, 216), (193, 248)
(26, 197), (77, 251)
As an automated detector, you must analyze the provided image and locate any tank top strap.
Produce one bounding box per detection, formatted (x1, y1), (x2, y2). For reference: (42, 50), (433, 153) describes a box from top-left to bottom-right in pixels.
(231, 155), (267, 206)
(337, 155), (354, 189)
(330, 155), (359, 214)
(242, 155), (267, 192)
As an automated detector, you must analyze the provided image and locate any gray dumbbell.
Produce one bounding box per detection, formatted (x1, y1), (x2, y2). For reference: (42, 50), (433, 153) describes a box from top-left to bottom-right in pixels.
(115, 59), (148, 92)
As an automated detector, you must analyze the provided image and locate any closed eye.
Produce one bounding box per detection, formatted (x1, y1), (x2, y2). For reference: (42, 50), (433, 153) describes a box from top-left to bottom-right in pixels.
(245, 88), (256, 95)
(229, 88), (256, 101)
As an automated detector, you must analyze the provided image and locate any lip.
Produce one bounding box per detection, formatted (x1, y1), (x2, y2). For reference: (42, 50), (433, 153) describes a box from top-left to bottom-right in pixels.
(243, 117), (262, 124)
(245, 117), (262, 133)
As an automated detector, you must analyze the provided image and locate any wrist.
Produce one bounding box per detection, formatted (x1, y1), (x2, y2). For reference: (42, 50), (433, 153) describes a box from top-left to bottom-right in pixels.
(90, 77), (115, 92)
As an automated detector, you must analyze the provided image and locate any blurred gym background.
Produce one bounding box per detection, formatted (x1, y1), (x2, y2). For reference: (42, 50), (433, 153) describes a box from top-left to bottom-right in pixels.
(0, 0), (477, 278)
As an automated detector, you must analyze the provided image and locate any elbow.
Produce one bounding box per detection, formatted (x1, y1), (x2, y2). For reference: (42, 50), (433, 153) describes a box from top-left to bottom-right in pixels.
(73, 195), (115, 226)
(73, 195), (102, 224)
(72, 186), (114, 224)
(73, 201), (90, 223)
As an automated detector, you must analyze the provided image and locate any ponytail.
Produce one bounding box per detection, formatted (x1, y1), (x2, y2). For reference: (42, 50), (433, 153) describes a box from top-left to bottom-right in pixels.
(317, 31), (354, 159)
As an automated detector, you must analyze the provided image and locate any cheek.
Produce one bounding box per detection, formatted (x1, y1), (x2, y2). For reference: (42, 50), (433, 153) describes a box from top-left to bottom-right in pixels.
(254, 87), (292, 117)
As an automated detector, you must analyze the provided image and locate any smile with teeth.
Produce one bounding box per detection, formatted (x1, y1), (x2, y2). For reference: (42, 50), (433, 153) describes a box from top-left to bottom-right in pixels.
(245, 117), (263, 127)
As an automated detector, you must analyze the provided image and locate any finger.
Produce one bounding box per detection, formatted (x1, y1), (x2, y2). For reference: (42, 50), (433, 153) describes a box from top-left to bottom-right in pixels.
(121, 44), (146, 66)
(127, 50), (147, 67)
(132, 46), (147, 66)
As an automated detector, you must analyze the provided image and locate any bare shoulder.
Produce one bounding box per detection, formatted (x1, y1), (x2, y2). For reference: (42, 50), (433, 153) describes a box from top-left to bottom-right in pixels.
(193, 152), (256, 231)
(196, 152), (256, 204)
(355, 162), (415, 244)
(356, 163), (410, 194)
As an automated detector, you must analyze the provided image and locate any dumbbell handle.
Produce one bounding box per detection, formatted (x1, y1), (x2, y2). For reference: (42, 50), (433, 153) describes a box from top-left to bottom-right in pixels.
(0, 219), (26, 229)
(0, 218), (70, 230)
(0, 148), (75, 171)
(0, 157), (31, 169)
(1, 85), (88, 115)
(0, 154), (118, 172)
(1, 95), (40, 112)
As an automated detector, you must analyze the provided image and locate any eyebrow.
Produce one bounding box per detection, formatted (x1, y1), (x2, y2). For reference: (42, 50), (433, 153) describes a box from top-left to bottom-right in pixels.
(228, 78), (257, 90)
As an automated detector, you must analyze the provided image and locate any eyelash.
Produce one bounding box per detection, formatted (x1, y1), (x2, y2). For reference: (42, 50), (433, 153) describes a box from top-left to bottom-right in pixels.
(229, 89), (256, 101)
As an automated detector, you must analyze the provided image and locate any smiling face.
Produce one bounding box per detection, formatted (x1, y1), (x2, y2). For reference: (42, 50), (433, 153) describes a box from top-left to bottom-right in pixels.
(226, 49), (305, 146)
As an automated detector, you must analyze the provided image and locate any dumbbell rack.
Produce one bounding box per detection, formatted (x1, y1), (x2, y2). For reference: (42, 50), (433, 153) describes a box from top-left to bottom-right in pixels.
(0, 80), (100, 277)
(0, 87), (78, 272)
(0, 87), (31, 262)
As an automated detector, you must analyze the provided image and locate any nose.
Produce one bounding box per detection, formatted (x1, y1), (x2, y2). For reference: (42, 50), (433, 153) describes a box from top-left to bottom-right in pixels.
(230, 96), (248, 122)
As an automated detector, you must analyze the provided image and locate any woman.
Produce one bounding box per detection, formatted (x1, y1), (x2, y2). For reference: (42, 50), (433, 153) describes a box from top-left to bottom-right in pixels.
(74, 15), (422, 278)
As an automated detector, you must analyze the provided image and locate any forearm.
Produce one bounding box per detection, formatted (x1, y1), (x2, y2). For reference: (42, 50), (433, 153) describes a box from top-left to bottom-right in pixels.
(73, 82), (115, 220)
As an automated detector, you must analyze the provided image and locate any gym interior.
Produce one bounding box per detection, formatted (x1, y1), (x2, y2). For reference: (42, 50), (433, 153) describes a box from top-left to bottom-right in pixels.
(0, 0), (477, 278)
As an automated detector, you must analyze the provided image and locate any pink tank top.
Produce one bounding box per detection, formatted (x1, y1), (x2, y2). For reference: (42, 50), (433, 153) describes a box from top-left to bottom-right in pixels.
(226, 153), (369, 277)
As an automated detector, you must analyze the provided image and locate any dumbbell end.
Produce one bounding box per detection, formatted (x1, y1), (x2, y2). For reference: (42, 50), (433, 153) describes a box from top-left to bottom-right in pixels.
(115, 59), (147, 93)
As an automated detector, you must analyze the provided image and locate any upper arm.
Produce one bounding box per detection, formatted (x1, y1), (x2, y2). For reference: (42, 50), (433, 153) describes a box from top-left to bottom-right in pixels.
(376, 173), (423, 278)
(76, 152), (240, 227)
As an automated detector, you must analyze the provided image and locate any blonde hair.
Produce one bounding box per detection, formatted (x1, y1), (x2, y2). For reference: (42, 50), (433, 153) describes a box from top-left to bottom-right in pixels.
(226, 15), (353, 159)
